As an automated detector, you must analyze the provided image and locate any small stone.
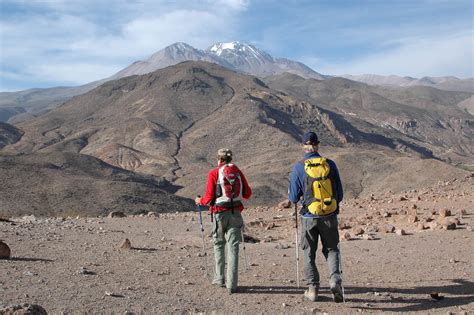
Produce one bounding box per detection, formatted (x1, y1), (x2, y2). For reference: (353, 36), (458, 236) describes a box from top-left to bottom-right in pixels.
(282, 303), (288, 307)
(416, 223), (426, 231)
(147, 212), (158, 217)
(0, 241), (11, 259)
(459, 209), (467, 215)
(108, 211), (126, 218)
(265, 222), (276, 230)
(275, 243), (290, 250)
(396, 229), (406, 236)
(339, 222), (351, 230)
(352, 227), (364, 235)
(411, 204), (418, 210)
(341, 232), (352, 241)
(407, 215), (419, 223)
(380, 224), (395, 233)
(442, 222), (456, 231)
(120, 238), (132, 250)
(365, 225), (379, 233)
(362, 234), (375, 240)
(439, 209), (451, 218)
(0, 303), (47, 315)
(399, 196), (408, 201)
(428, 222), (440, 230)
(451, 218), (461, 225)
(382, 212), (391, 218)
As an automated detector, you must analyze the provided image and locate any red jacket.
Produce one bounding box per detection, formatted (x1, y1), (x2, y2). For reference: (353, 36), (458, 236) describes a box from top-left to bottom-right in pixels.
(200, 162), (252, 213)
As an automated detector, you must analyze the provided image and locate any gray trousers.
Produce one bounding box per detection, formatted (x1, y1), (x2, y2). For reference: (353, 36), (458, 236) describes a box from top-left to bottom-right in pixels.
(300, 214), (341, 288)
(212, 210), (243, 290)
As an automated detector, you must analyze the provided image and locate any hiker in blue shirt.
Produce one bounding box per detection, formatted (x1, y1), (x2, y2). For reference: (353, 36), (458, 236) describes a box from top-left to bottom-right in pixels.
(280, 131), (344, 303)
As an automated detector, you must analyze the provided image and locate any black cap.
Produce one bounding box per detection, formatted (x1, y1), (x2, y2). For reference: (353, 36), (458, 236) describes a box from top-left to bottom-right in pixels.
(302, 131), (319, 145)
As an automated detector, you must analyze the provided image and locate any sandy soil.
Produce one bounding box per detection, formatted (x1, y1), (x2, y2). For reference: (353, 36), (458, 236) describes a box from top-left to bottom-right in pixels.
(1, 176), (473, 314)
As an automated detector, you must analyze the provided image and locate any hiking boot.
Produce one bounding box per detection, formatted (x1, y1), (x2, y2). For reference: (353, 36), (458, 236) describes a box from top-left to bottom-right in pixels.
(330, 283), (344, 303)
(304, 286), (318, 302)
(211, 278), (225, 287)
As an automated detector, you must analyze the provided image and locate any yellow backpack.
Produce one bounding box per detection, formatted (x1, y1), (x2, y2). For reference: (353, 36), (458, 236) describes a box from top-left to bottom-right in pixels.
(303, 157), (337, 216)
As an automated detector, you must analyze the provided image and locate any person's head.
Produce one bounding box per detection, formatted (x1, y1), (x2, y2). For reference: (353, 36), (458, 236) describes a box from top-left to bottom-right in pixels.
(217, 148), (233, 164)
(302, 131), (320, 153)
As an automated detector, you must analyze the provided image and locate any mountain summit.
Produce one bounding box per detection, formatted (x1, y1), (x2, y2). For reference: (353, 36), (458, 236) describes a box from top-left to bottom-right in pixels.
(113, 41), (325, 81)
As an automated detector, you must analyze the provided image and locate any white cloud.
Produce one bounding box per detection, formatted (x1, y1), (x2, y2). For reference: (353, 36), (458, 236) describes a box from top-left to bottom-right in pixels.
(308, 30), (473, 78)
(0, 1), (246, 90)
(25, 63), (122, 86)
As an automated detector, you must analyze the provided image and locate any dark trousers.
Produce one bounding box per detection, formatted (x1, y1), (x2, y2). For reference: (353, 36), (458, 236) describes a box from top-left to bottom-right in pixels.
(300, 214), (341, 288)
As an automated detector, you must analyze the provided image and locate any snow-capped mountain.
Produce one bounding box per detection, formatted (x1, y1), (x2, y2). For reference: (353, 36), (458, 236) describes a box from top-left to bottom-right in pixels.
(110, 42), (230, 79)
(113, 41), (325, 81)
(206, 41), (325, 79)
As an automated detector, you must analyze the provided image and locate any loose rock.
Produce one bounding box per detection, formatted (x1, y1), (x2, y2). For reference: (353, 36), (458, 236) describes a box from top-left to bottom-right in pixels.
(352, 227), (365, 235)
(380, 224), (395, 233)
(120, 238), (132, 250)
(441, 222), (456, 231)
(341, 232), (352, 241)
(0, 303), (47, 315)
(0, 241), (11, 259)
(439, 209), (451, 218)
(108, 211), (126, 218)
(396, 229), (407, 236)
(362, 234), (375, 240)
(416, 223), (426, 231)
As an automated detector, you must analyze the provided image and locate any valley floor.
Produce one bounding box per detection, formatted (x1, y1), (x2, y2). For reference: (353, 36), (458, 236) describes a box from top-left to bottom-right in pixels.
(1, 177), (473, 314)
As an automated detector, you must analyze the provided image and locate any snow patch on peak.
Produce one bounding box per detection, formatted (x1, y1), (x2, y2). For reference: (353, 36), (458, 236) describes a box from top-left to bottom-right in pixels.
(209, 41), (252, 56)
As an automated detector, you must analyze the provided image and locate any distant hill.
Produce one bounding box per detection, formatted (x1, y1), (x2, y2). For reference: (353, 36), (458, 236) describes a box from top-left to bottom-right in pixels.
(340, 74), (474, 93)
(0, 151), (194, 217)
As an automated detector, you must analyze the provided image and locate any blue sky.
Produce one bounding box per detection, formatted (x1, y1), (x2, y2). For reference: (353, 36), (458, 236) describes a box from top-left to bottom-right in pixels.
(0, 0), (472, 91)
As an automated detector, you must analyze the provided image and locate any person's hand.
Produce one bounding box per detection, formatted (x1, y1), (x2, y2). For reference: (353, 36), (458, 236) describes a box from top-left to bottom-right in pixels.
(278, 199), (291, 209)
(195, 197), (202, 205)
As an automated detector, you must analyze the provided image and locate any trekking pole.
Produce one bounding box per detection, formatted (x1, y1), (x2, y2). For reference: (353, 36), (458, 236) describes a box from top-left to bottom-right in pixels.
(241, 222), (250, 271)
(338, 243), (346, 303)
(294, 203), (300, 288)
(196, 196), (209, 277)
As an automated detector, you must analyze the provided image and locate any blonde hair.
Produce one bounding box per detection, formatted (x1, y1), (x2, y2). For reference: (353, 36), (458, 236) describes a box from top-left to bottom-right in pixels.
(217, 148), (233, 163)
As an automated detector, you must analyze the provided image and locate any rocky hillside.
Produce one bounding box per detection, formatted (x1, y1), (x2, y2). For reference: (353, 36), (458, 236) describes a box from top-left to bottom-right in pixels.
(264, 73), (474, 169)
(0, 122), (23, 149)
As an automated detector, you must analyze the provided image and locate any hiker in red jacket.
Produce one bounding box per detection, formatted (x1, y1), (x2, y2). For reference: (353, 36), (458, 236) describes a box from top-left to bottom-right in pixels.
(195, 148), (252, 294)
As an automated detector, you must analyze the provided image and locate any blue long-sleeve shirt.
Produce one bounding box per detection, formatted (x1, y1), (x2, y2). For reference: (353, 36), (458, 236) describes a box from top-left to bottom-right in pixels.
(288, 152), (343, 218)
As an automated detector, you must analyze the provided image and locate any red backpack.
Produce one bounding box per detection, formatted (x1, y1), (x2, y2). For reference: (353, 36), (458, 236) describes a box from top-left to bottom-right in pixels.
(215, 163), (243, 209)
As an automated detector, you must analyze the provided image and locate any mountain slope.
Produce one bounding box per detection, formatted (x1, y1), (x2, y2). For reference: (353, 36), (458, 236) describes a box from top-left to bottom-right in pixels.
(3, 61), (472, 210)
(264, 73), (474, 168)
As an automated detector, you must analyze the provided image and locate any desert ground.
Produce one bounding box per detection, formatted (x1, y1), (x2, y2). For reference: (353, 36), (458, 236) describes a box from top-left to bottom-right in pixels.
(1, 175), (473, 314)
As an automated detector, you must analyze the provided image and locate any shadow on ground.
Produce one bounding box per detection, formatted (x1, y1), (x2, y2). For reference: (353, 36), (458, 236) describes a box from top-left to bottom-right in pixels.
(345, 278), (474, 312)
